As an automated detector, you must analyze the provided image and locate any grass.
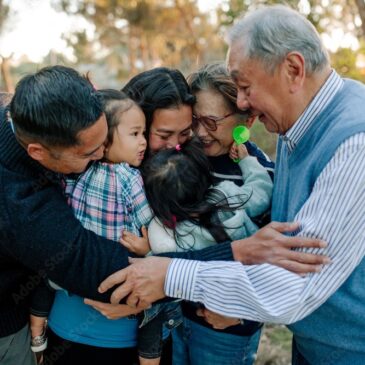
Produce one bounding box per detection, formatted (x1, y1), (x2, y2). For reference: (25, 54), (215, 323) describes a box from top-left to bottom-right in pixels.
(255, 324), (292, 365)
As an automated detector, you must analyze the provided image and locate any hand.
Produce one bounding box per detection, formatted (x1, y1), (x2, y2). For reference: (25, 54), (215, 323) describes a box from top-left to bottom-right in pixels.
(98, 256), (171, 307)
(196, 307), (241, 330)
(232, 221), (330, 275)
(84, 298), (143, 319)
(120, 227), (151, 256)
(229, 143), (248, 161)
(30, 314), (47, 338)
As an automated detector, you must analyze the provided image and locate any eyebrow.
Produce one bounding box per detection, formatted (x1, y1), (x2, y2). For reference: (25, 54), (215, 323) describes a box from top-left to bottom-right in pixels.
(155, 127), (191, 134)
(82, 144), (103, 157)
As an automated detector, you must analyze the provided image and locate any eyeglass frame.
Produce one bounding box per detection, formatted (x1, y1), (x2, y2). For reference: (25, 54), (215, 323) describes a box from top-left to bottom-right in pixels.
(192, 112), (236, 131)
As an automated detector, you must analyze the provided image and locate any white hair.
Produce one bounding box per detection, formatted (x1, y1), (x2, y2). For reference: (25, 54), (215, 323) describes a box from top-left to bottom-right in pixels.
(227, 5), (329, 75)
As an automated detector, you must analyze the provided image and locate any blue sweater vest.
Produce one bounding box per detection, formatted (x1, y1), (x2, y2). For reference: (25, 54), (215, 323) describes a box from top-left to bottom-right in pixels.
(272, 79), (365, 364)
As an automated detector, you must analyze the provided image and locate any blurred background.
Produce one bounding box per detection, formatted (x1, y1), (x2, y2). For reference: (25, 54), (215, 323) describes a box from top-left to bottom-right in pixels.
(1, 0), (365, 158)
(1, 2), (364, 362)
(1, 0), (365, 91)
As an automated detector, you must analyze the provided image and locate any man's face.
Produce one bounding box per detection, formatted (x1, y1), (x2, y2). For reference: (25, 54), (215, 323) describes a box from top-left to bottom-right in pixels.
(227, 43), (293, 135)
(38, 115), (108, 174)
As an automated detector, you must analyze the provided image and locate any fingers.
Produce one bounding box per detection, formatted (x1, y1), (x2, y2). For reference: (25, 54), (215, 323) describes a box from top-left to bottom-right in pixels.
(141, 226), (148, 239)
(277, 260), (323, 275)
(120, 230), (137, 245)
(128, 257), (142, 264)
(84, 298), (102, 308)
(237, 144), (248, 159)
(196, 308), (204, 317)
(286, 250), (331, 265)
(126, 292), (139, 308)
(120, 237), (132, 251)
(268, 221), (300, 233)
(98, 268), (129, 293)
(229, 144), (239, 159)
(110, 282), (134, 304)
(84, 298), (142, 319)
(282, 237), (327, 249)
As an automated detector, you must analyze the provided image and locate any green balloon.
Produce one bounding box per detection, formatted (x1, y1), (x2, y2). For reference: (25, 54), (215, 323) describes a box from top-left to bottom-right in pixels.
(232, 125), (250, 144)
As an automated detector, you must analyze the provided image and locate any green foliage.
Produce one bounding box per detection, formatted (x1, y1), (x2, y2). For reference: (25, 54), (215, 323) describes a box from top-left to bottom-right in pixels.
(0, 0), (10, 34)
(250, 120), (278, 160)
(331, 46), (365, 82)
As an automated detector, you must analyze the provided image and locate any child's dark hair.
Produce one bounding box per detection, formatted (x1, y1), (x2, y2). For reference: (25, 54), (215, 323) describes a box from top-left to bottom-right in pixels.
(142, 138), (240, 247)
(96, 89), (136, 147)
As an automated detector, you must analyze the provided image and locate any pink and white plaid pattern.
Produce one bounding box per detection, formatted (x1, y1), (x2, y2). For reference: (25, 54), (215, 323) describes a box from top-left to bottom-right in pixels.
(65, 162), (152, 241)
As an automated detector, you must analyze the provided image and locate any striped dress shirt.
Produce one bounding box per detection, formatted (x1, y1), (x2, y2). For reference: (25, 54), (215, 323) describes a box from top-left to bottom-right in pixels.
(164, 70), (365, 323)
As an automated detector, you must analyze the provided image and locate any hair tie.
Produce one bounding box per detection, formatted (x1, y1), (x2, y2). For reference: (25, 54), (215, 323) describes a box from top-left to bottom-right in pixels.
(164, 215), (177, 229)
(175, 144), (181, 151)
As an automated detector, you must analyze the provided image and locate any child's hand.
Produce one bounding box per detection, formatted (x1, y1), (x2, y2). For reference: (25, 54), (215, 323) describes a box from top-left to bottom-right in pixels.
(196, 307), (242, 329)
(30, 314), (47, 338)
(120, 226), (151, 256)
(229, 143), (248, 162)
(84, 298), (143, 319)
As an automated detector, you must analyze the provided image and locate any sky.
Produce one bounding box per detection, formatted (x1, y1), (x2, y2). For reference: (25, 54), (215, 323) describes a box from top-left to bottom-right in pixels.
(0, 0), (359, 63)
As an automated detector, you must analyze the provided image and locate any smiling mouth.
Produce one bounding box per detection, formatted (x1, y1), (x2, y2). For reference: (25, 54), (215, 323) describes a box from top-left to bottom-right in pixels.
(200, 139), (214, 146)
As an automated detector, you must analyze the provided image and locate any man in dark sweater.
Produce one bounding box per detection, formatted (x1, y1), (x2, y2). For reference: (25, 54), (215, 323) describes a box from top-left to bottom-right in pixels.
(0, 66), (235, 364)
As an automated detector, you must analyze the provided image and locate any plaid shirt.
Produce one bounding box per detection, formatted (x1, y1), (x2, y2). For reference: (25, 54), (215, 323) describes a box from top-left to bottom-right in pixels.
(65, 162), (152, 241)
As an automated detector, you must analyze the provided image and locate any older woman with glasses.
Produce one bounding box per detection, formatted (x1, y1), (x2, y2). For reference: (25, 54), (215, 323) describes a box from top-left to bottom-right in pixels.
(189, 62), (274, 185)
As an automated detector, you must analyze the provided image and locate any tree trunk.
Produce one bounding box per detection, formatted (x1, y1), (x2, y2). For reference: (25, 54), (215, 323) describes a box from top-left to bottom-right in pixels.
(354, 0), (365, 38)
(0, 56), (14, 92)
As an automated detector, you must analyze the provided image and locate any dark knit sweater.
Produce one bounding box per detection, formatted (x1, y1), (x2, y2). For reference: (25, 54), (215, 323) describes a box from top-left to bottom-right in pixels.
(0, 108), (233, 337)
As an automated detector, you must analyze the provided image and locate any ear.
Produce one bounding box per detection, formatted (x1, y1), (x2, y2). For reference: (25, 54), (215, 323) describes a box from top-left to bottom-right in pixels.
(27, 143), (48, 162)
(284, 52), (305, 93)
(245, 115), (256, 128)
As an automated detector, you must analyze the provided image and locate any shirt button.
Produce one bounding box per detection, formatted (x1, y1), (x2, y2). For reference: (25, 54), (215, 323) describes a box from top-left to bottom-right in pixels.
(176, 290), (182, 296)
(168, 319), (175, 326)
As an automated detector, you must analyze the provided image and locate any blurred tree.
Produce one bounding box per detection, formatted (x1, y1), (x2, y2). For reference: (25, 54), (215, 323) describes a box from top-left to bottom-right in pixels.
(330, 45), (365, 82)
(53, 0), (221, 81)
(0, 0), (9, 30)
(0, 0), (14, 92)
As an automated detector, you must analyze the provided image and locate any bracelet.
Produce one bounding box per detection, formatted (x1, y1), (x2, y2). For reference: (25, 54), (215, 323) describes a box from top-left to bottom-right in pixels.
(31, 332), (48, 352)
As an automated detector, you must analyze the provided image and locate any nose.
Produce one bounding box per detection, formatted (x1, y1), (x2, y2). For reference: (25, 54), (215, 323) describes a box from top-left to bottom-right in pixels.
(166, 135), (179, 149)
(140, 135), (147, 146)
(237, 90), (250, 111)
(193, 122), (208, 138)
(92, 145), (105, 160)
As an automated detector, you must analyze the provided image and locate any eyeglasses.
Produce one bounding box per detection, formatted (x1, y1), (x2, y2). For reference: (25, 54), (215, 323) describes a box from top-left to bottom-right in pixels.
(192, 112), (235, 131)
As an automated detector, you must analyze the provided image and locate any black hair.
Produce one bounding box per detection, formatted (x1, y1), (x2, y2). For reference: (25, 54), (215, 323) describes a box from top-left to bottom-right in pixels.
(96, 89), (136, 146)
(122, 67), (195, 144)
(10, 65), (103, 147)
(142, 137), (242, 248)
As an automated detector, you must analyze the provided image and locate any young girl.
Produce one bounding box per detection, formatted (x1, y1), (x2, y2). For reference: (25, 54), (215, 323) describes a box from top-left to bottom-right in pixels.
(123, 137), (273, 365)
(141, 137), (272, 253)
(44, 89), (156, 365)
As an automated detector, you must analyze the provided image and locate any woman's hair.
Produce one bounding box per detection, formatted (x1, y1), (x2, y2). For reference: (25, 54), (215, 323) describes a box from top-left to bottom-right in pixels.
(122, 67), (195, 139)
(96, 89), (136, 146)
(142, 137), (239, 247)
(187, 62), (249, 122)
(227, 5), (329, 75)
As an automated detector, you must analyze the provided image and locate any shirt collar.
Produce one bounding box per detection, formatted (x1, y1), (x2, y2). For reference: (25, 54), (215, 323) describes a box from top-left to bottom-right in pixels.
(283, 70), (344, 152)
